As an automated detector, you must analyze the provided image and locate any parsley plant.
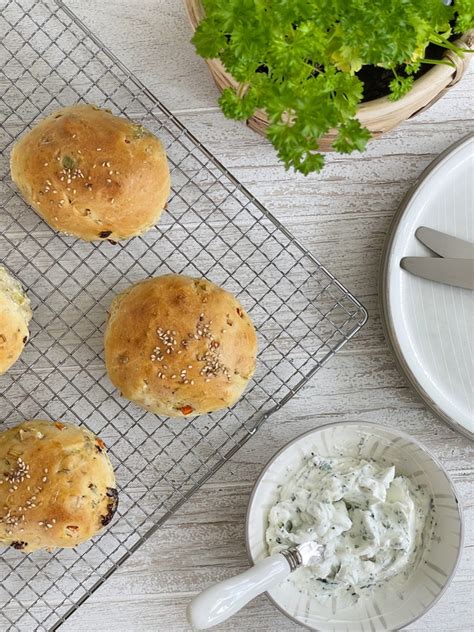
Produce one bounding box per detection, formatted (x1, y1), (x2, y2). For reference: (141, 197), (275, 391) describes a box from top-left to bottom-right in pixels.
(193, 0), (473, 174)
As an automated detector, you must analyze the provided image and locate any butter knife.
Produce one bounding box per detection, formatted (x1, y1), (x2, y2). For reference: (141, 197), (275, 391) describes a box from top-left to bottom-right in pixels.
(416, 227), (474, 259)
(401, 257), (474, 290)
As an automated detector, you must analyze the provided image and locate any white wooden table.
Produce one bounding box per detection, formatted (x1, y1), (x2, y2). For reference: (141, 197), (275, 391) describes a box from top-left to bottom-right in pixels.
(62, 2), (473, 630)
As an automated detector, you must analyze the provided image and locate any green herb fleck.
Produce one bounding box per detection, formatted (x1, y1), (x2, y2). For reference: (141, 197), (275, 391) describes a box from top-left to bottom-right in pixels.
(319, 462), (333, 471)
(62, 155), (75, 170)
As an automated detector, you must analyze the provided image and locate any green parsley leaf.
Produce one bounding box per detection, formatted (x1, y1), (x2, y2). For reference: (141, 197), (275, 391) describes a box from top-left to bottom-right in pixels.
(388, 75), (415, 101)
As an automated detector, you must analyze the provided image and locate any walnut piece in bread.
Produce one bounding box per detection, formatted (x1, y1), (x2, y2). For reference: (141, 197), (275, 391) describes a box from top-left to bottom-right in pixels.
(104, 274), (258, 417)
(10, 104), (170, 241)
(0, 420), (118, 553)
(0, 266), (32, 375)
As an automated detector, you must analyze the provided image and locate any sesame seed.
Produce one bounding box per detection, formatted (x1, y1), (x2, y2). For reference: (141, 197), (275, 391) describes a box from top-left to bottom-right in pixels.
(107, 179), (112, 183)
(96, 148), (102, 151)
(4, 458), (30, 486)
(44, 162), (48, 166)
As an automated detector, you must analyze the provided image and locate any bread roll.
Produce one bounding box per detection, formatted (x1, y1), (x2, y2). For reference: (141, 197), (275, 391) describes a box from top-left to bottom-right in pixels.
(104, 274), (257, 417)
(0, 420), (118, 553)
(0, 266), (32, 375)
(10, 104), (170, 241)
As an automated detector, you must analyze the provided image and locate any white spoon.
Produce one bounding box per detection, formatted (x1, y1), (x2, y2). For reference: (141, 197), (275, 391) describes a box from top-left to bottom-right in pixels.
(187, 541), (324, 630)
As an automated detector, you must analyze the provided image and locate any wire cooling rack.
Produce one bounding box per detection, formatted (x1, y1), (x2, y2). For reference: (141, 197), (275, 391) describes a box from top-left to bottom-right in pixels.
(0, 1), (367, 630)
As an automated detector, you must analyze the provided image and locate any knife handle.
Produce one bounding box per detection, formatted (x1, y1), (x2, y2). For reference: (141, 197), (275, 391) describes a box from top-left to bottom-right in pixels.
(187, 553), (290, 630)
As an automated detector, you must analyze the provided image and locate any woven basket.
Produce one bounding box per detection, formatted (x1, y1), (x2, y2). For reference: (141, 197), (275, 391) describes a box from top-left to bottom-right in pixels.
(185, 0), (473, 150)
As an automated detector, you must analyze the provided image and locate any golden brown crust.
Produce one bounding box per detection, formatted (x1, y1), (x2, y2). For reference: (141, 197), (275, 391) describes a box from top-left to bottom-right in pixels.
(10, 104), (170, 241)
(0, 420), (117, 553)
(0, 267), (32, 375)
(104, 274), (258, 417)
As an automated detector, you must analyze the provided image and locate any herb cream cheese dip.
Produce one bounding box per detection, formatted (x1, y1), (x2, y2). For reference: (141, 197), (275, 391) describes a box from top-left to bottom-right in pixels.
(266, 455), (431, 607)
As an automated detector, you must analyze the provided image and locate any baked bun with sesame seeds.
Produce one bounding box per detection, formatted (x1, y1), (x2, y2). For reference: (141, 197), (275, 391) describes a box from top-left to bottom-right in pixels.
(104, 274), (258, 417)
(10, 104), (170, 242)
(0, 420), (118, 553)
(0, 266), (32, 375)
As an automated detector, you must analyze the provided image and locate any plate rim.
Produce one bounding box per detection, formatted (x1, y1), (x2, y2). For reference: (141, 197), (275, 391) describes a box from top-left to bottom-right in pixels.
(379, 132), (474, 441)
(244, 420), (464, 632)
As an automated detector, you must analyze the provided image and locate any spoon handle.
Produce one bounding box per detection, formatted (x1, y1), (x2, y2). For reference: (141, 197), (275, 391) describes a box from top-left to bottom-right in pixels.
(187, 553), (290, 630)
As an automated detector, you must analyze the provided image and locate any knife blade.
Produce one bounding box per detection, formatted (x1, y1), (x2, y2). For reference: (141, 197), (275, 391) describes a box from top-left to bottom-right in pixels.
(416, 227), (474, 259)
(401, 257), (474, 290)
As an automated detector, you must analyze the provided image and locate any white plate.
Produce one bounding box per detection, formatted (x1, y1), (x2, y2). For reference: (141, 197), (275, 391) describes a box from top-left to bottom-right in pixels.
(246, 422), (463, 632)
(381, 134), (473, 438)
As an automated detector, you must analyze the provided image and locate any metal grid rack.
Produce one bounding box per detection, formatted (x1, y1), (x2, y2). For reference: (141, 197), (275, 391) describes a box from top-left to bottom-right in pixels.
(0, 1), (367, 630)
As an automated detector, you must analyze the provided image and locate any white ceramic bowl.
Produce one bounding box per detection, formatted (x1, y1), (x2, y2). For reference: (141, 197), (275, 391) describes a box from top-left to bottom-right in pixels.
(246, 422), (463, 632)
